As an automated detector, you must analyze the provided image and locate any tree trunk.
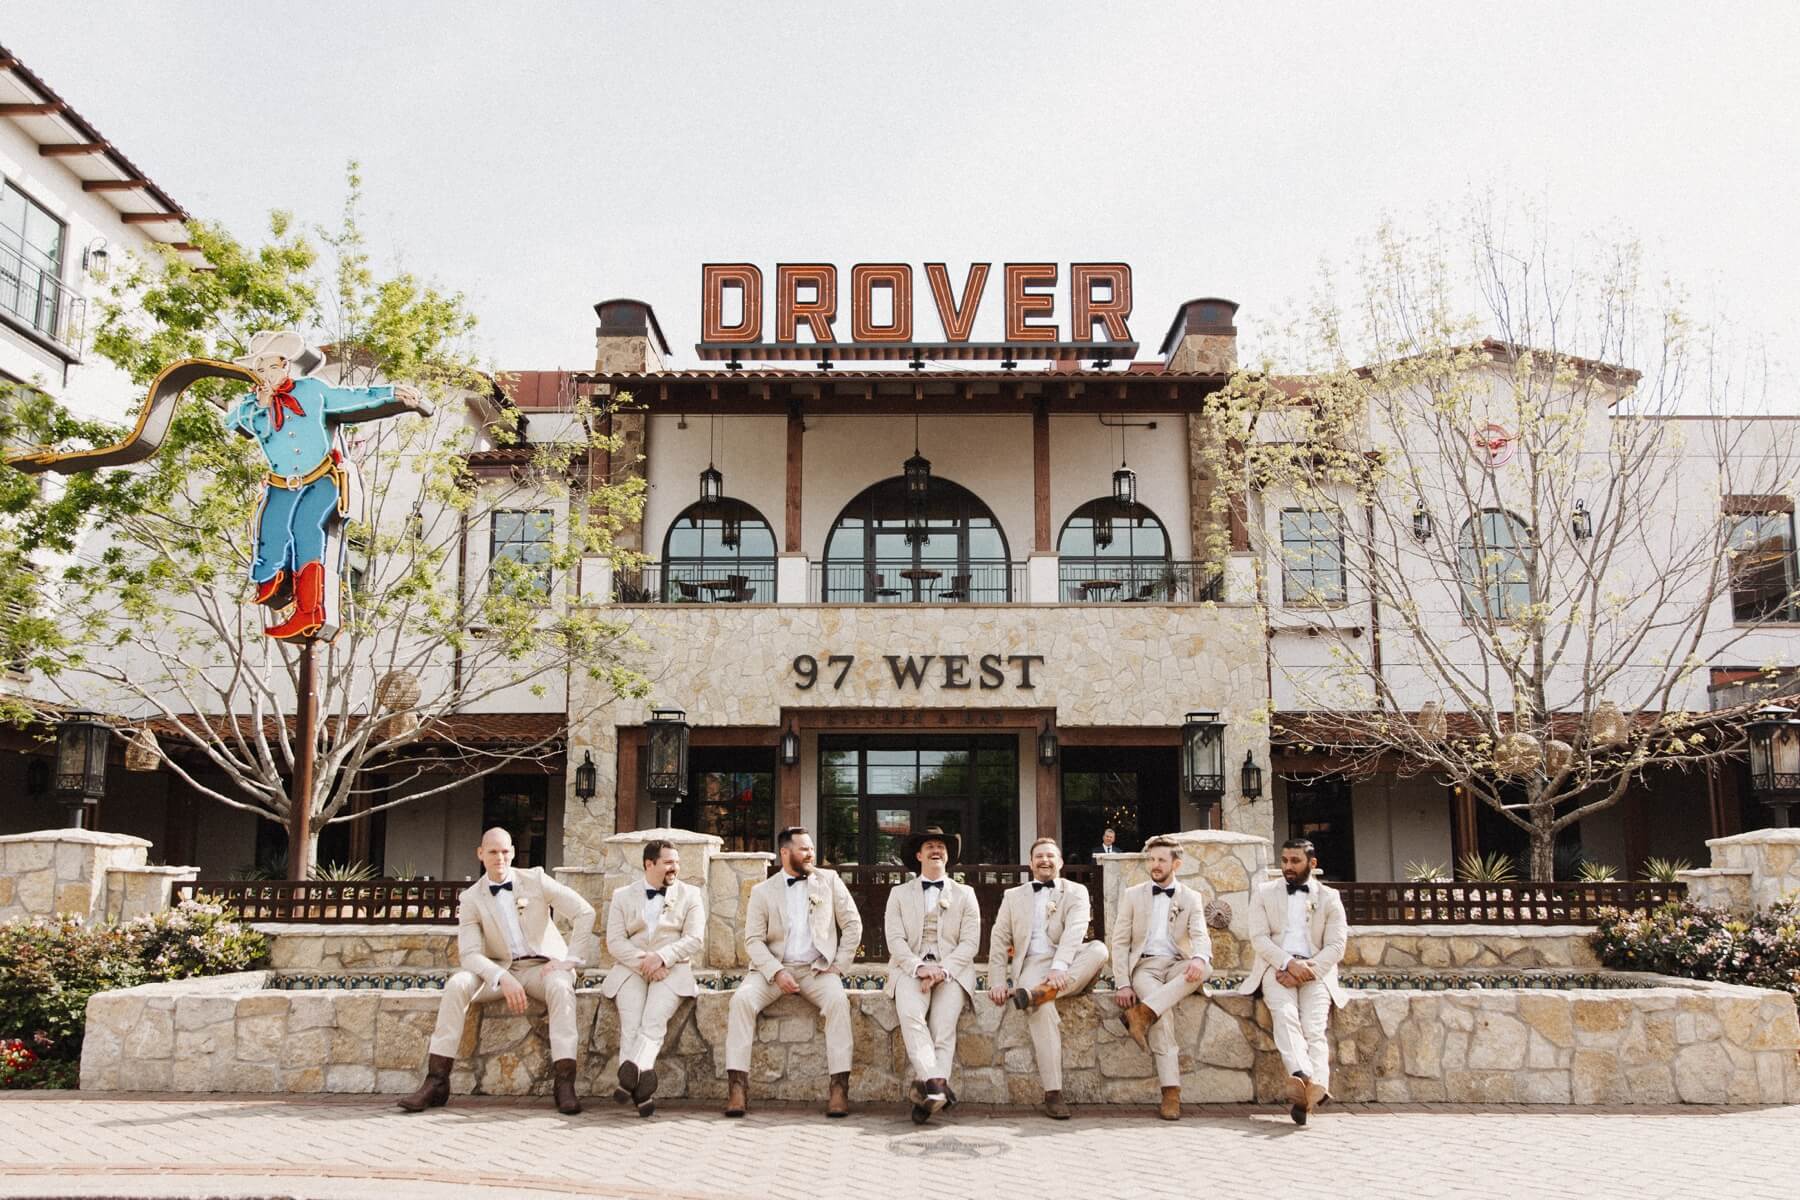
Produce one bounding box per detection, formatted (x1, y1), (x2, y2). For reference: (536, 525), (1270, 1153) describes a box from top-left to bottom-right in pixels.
(1528, 810), (1558, 881)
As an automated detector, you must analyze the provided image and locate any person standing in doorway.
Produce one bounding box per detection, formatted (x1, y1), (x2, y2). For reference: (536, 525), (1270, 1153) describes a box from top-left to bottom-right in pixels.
(1091, 827), (1119, 859)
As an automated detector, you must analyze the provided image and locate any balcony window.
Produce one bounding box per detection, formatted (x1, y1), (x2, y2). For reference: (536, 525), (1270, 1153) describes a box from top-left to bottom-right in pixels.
(1279, 509), (1346, 604)
(1057, 497), (1213, 601)
(658, 497), (777, 602)
(1728, 508), (1799, 622)
(489, 509), (552, 597)
(822, 476), (1012, 602)
(1458, 509), (1533, 622)
(0, 181), (74, 345)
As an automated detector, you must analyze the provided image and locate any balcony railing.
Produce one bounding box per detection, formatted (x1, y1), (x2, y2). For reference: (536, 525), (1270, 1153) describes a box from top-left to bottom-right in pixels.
(811, 558), (1023, 603)
(613, 560), (778, 604)
(1340, 880), (1685, 926)
(1058, 558), (1222, 602)
(0, 241), (83, 352)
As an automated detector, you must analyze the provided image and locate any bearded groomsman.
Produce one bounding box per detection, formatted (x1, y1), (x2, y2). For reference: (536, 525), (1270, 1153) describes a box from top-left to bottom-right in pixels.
(725, 826), (863, 1118)
(1237, 838), (1349, 1125)
(398, 827), (596, 1115)
(601, 839), (705, 1117)
(987, 837), (1109, 1119)
(884, 826), (981, 1124)
(1109, 835), (1212, 1120)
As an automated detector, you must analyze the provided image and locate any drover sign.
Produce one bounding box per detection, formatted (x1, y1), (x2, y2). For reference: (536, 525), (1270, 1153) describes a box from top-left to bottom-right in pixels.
(697, 262), (1137, 362)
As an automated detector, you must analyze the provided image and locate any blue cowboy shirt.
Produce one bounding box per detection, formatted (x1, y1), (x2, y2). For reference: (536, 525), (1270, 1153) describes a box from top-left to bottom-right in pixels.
(226, 377), (396, 478)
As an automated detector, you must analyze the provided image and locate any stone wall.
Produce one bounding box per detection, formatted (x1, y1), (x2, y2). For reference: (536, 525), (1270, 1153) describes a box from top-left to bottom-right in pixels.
(103, 866), (200, 924)
(552, 829), (722, 968)
(260, 925), (461, 972)
(1097, 833), (1271, 971)
(1682, 828), (1800, 912)
(82, 970), (1800, 1106)
(1344, 927), (1599, 970)
(0, 830), (195, 925)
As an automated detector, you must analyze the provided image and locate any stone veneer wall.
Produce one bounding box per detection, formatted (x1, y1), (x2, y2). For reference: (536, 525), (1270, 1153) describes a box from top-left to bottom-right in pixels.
(561, 604), (1272, 864)
(1684, 828), (1800, 911)
(82, 970), (1800, 1106)
(1098, 833), (1270, 971)
(0, 830), (194, 925)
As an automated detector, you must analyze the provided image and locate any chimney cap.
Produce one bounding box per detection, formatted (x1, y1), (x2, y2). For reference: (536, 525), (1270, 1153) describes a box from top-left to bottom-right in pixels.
(593, 298), (672, 357)
(1157, 297), (1239, 358)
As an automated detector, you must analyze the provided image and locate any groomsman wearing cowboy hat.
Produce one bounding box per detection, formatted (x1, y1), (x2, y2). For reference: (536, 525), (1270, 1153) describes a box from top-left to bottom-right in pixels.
(601, 839), (705, 1117)
(1237, 838), (1349, 1125)
(883, 826), (981, 1124)
(398, 827), (597, 1115)
(725, 826), (863, 1118)
(986, 837), (1109, 1119)
(1109, 835), (1212, 1120)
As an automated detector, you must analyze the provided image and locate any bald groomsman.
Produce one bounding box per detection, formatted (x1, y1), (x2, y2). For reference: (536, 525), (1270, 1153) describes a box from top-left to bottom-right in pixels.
(1110, 835), (1212, 1120)
(1238, 838), (1349, 1125)
(398, 827), (597, 1115)
(884, 826), (981, 1124)
(987, 837), (1109, 1119)
(602, 839), (705, 1117)
(726, 826), (863, 1118)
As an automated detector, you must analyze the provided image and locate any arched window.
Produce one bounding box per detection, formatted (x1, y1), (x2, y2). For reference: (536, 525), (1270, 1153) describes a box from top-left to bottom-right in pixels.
(1458, 509), (1533, 621)
(822, 476), (1011, 602)
(660, 498), (776, 602)
(1057, 498), (1184, 601)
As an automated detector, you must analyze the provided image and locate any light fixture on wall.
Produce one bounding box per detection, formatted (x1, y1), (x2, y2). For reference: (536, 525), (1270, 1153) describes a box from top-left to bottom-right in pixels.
(780, 724), (799, 767)
(1239, 750), (1263, 801)
(573, 751), (597, 802)
(1037, 722), (1060, 766)
(1571, 499), (1593, 541)
(1413, 501), (1433, 543)
(81, 237), (110, 280)
(1746, 704), (1800, 826)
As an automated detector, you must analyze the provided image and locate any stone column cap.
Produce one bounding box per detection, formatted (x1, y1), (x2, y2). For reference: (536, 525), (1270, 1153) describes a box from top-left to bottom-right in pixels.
(108, 865), (200, 876)
(1159, 829), (1273, 847)
(603, 828), (724, 849)
(1705, 828), (1800, 847)
(0, 829), (151, 848)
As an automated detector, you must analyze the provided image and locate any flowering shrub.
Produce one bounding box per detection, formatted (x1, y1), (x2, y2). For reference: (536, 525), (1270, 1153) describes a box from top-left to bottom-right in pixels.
(1592, 898), (1800, 1001)
(0, 903), (269, 1088)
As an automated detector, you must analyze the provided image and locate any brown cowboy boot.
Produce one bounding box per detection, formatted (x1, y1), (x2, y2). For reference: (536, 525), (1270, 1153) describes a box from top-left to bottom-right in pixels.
(924, 1078), (950, 1115)
(826, 1070), (850, 1118)
(551, 1058), (581, 1115)
(1011, 981), (1060, 1010)
(1042, 1089), (1071, 1120)
(613, 1060), (637, 1105)
(1159, 1086), (1182, 1121)
(723, 1069), (749, 1117)
(395, 1054), (452, 1112)
(1123, 1002), (1156, 1052)
(631, 1066), (659, 1118)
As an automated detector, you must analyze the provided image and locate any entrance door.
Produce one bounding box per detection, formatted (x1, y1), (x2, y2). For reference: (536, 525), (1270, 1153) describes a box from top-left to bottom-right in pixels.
(819, 735), (1017, 865)
(1061, 746), (1181, 862)
(1284, 776), (1355, 881)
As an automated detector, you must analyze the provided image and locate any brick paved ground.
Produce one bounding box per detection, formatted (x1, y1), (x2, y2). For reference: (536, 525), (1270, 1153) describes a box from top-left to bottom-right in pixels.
(0, 1094), (1795, 1200)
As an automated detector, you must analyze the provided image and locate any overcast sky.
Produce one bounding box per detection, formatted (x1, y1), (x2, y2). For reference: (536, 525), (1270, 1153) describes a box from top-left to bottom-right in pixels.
(6, 2), (1797, 376)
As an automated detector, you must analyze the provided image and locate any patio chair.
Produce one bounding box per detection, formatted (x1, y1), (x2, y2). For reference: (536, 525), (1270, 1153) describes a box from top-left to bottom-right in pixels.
(939, 573), (972, 602)
(872, 572), (902, 599)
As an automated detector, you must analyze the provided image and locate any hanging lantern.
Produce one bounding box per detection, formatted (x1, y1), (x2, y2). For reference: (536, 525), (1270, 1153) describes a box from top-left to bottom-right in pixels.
(1093, 509), (1115, 549)
(125, 726), (161, 773)
(1591, 699), (1628, 748)
(1494, 731), (1543, 777)
(904, 450), (932, 505)
(721, 512), (742, 549)
(1417, 700), (1448, 741)
(780, 727), (800, 767)
(1112, 465), (1137, 508)
(1413, 502), (1433, 543)
(699, 464), (723, 505)
(1544, 738), (1574, 776)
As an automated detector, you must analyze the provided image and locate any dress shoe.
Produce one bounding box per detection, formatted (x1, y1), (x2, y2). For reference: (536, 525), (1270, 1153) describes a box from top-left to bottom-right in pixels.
(1290, 1102), (1308, 1126)
(1011, 982), (1059, 1010)
(1159, 1086), (1182, 1121)
(910, 1102), (932, 1125)
(632, 1066), (658, 1118)
(1305, 1080), (1328, 1110)
(1123, 1002), (1156, 1052)
(826, 1070), (851, 1118)
(395, 1054), (452, 1112)
(613, 1060), (638, 1105)
(924, 1078), (950, 1115)
(1042, 1089), (1071, 1120)
(724, 1069), (749, 1117)
(551, 1058), (581, 1115)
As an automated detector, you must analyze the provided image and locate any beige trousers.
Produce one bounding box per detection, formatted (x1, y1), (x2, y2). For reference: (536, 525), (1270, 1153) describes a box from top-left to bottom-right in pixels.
(726, 962), (852, 1075)
(894, 974), (966, 1081)
(1129, 955), (1204, 1087)
(1262, 976), (1333, 1090)
(612, 974), (685, 1072)
(429, 963), (578, 1061)
(1015, 941), (1108, 1092)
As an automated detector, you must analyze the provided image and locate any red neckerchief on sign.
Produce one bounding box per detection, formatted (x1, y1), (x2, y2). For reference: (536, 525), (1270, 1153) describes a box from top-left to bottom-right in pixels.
(268, 378), (305, 431)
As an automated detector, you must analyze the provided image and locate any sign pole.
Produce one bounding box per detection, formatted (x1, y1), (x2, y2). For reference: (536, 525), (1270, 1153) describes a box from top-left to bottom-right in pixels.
(288, 641), (316, 881)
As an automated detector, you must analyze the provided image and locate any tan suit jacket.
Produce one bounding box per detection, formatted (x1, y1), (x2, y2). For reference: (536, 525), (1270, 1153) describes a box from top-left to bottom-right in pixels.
(457, 867), (598, 989)
(743, 868), (862, 982)
(1237, 877), (1350, 1007)
(883, 875), (981, 999)
(987, 876), (1092, 989)
(1109, 879), (1213, 985)
(601, 877), (706, 998)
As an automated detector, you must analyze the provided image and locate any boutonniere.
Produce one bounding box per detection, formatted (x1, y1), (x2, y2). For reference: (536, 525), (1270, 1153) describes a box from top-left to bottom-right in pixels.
(1045, 897), (1059, 916)
(937, 888), (952, 911)
(807, 892), (823, 911)
(514, 894), (530, 915)
(1168, 903), (1183, 925)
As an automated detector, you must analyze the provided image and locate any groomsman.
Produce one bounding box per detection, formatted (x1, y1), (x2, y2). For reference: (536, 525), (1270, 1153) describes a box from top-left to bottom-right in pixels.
(601, 839), (705, 1117)
(1110, 835), (1212, 1120)
(726, 826), (863, 1118)
(1237, 838), (1349, 1125)
(883, 826), (981, 1124)
(987, 837), (1109, 1119)
(398, 827), (596, 1115)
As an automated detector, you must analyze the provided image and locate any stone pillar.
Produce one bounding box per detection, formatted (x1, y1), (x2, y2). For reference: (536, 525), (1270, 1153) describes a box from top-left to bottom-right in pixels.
(556, 827), (721, 968)
(0, 830), (169, 924)
(1166, 298), (1240, 594)
(104, 866), (201, 923)
(1679, 828), (1800, 913)
(708, 852), (775, 969)
(592, 299), (667, 556)
(1097, 829), (1273, 972)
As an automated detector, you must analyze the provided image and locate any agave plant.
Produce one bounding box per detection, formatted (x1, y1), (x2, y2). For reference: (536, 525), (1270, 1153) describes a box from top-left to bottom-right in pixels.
(311, 860), (379, 882)
(1455, 850), (1518, 883)
(1403, 859), (1449, 883)
(1639, 857), (1692, 883)
(1574, 860), (1620, 883)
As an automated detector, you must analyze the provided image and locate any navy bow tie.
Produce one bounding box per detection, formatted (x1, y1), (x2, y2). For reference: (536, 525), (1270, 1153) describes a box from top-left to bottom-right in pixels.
(1153, 885), (1175, 897)
(489, 881), (512, 896)
(1032, 880), (1053, 892)
(786, 875), (805, 887)
(645, 887), (666, 899)
(921, 879), (944, 890)
(1286, 881), (1311, 895)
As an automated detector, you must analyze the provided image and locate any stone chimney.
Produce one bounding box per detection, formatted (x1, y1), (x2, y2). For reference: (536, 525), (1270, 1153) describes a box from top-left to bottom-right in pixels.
(591, 299), (669, 554)
(1160, 298), (1238, 374)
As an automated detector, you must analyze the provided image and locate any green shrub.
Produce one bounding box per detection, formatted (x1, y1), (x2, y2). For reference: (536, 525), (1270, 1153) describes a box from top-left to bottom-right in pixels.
(1592, 898), (1800, 1000)
(0, 902), (269, 1087)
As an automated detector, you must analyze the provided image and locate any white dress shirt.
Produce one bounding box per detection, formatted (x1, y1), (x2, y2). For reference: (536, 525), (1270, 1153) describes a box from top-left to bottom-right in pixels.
(1141, 887), (1179, 959)
(488, 871), (532, 959)
(642, 885), (667, 931)
(1026, 883), (1067, 970)
(781, 873), (818, 966)
(1280, 882), (1317, 967)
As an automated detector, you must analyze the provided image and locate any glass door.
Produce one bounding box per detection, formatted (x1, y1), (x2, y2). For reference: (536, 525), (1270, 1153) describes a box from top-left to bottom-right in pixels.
(819, 736), (1016, 865)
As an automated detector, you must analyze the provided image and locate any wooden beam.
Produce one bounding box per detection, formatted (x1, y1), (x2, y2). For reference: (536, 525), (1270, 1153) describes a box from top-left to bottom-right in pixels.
(777, 753), (802, 830)
(785, 396), (804, 553)
(615, 731), (642, 834)
(39, 142), (106, 156)
(1059, 726), (1183, 747)
(82, 178), (148, 192)
(1032, 402), (1051, 551)
(0, 102), (62, 116)
(1036, 754), (1060, 846)
(121, 212), (181, 225)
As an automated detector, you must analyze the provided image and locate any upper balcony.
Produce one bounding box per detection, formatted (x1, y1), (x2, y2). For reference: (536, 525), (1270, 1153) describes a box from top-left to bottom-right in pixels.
(0, 238), (84, 359)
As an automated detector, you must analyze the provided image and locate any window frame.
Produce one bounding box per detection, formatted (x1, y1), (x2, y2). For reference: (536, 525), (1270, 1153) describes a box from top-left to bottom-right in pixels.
(1725, 500), (1800, 623)
(488, 508), (554, 597)
(0, 179), (69, 343)
(1278, 507), (1347, 605)
(1457, 509), (1534, 624)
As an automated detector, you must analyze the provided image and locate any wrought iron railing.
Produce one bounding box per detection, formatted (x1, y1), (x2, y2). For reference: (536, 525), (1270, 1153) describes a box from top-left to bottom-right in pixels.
(811, 558), (1021, 604)
(179, 879), (463, 924)
(1340, 880), (1685, 926)
(1058, 558), (1222, 602)
(612, 560), (778, 604)
(0, 240), (83, 351)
